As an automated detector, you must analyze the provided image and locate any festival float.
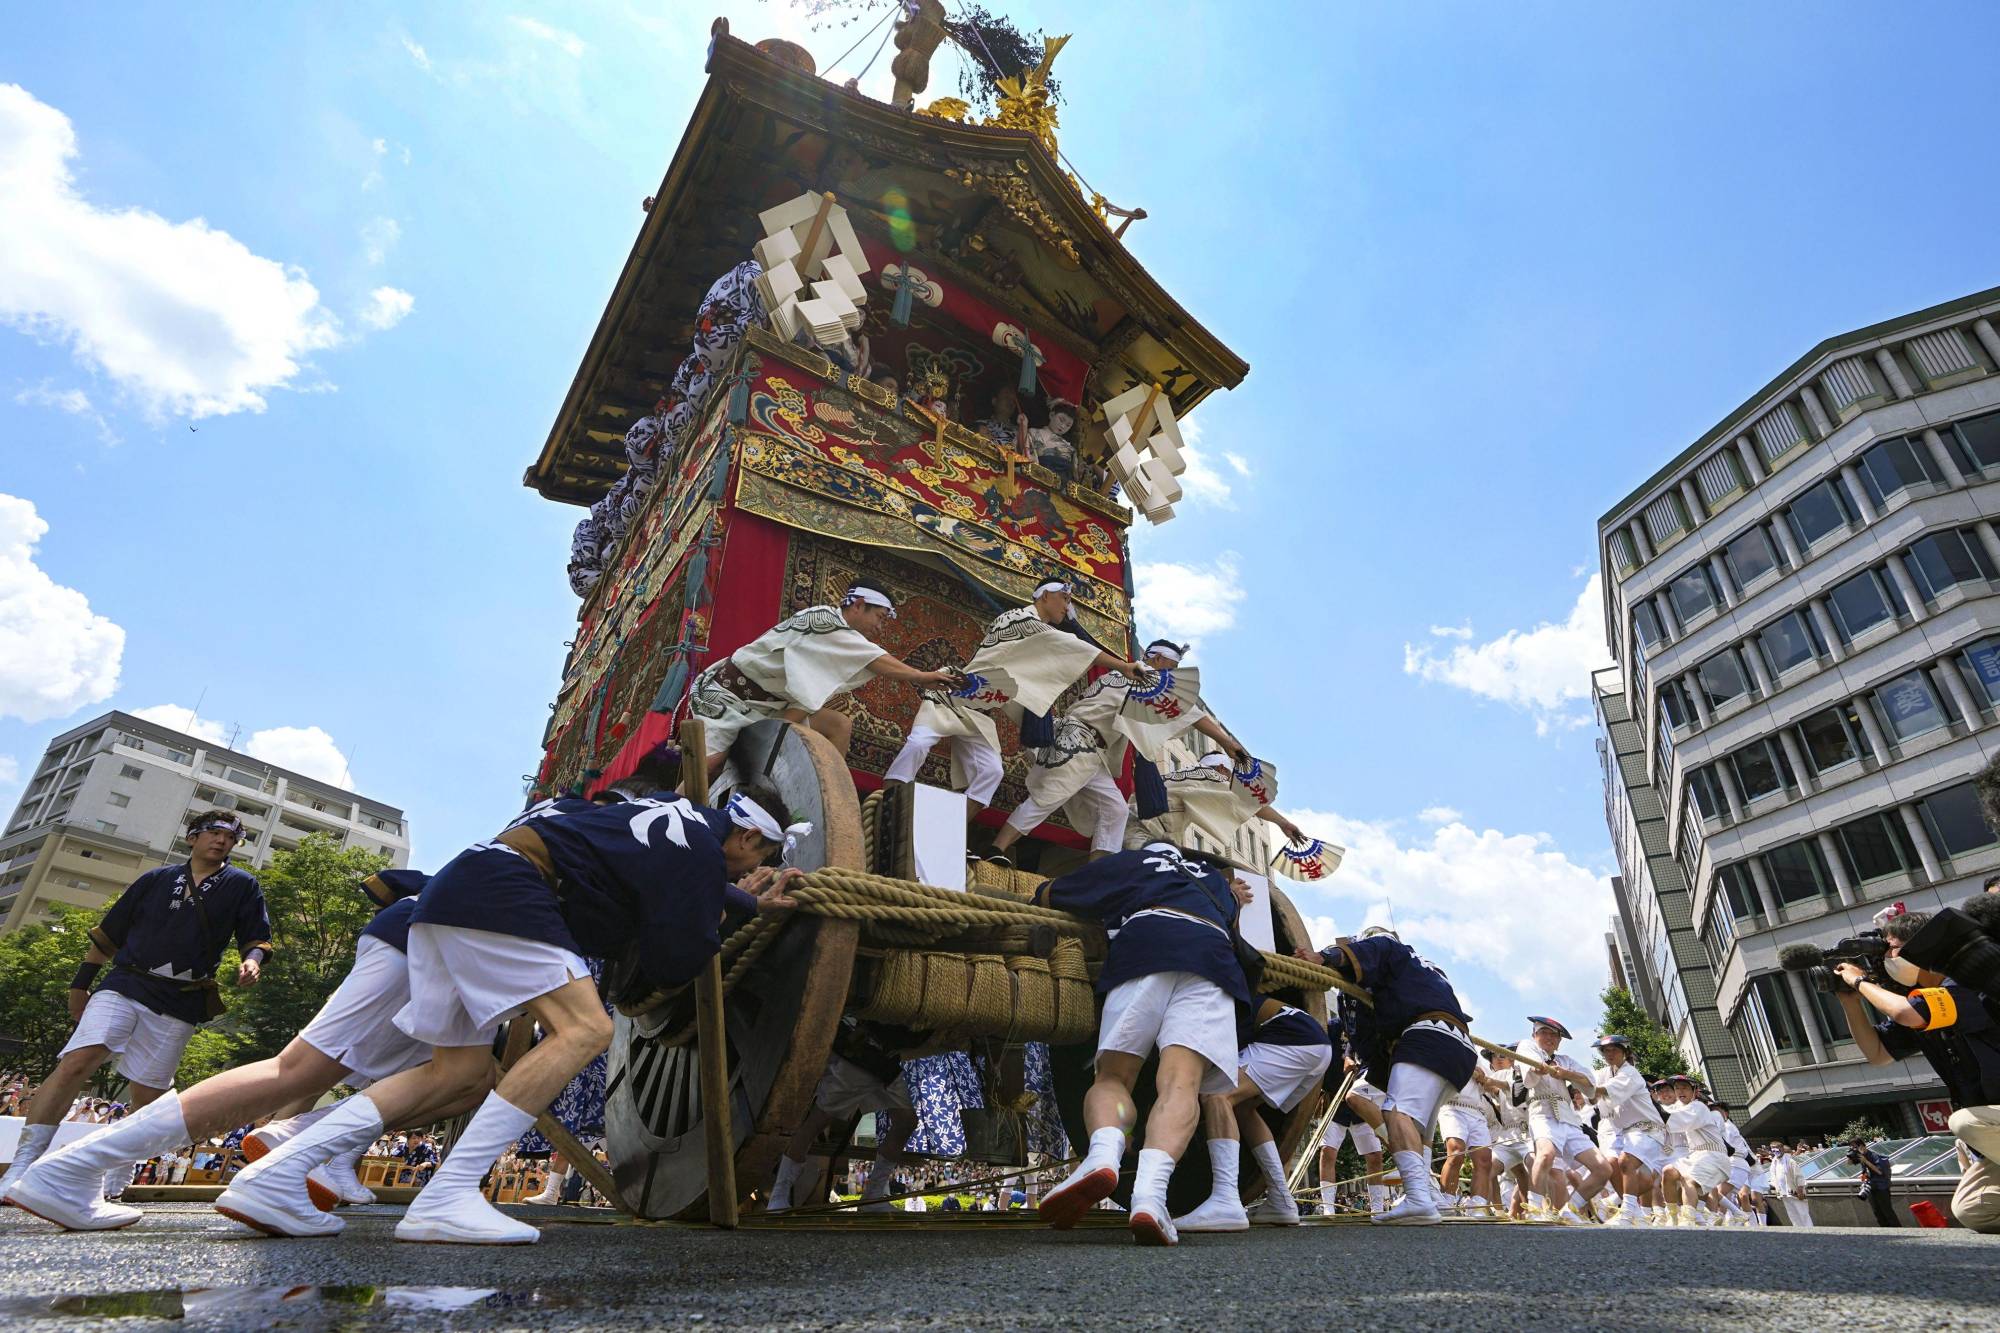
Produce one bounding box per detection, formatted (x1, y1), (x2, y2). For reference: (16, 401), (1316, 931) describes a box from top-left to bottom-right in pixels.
(522, 13), (1343, 1221)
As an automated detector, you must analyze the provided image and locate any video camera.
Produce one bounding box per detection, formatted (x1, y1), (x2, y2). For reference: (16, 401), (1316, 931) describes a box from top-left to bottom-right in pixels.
(1778, 930), (1890, 993)
(1900, 893), (2000, 997)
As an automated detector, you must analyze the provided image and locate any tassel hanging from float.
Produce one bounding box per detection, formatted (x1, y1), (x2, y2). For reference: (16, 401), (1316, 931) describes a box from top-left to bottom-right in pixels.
(891, 263), (915, 327)
(1017, 336), (1037, 395)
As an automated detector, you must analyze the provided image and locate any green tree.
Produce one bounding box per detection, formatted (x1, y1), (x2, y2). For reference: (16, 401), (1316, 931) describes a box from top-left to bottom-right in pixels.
(1837, 1116), (1892, 1146)
(0, 904), (98, 1081)
(176, 834), (387, 1085)
(1598, 986), (1691, 1081)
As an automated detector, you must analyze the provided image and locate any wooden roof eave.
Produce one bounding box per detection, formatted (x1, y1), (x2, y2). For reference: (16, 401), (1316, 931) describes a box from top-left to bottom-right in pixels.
(528, 29), (1248, 503)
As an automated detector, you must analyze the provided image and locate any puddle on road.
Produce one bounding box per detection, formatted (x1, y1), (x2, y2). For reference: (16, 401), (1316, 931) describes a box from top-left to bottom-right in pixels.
(0, 1285), (567, 1321)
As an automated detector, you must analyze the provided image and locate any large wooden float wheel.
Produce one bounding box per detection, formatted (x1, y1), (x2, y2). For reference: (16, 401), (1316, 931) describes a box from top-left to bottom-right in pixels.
(1048, 880), (1329, 1215)
(603, 720), (862, 1220)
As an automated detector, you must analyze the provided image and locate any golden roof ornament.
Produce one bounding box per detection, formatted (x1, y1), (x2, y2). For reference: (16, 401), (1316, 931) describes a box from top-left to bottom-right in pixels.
(988, 32), (1068, 155)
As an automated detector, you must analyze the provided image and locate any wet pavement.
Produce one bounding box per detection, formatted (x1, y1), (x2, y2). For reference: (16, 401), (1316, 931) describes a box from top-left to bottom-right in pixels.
(1, 1203), (1997, 1330)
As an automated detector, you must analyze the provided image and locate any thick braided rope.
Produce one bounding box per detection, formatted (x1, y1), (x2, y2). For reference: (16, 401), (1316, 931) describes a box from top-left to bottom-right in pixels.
(789, 869), (1107, 938)
(1256, 950), (1373, 1006)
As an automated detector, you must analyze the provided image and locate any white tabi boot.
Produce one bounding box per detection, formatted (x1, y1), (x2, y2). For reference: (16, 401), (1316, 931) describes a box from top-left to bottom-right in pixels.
(1460, 1194), (1495, 1219)
(767, 1155), (804, 1214)
(1375, 1151), (1443, 1225)
(4, 1094), (194, 1231)
(0, 1124), (58, 1205)
(859, 1156), (898, 1213)
(1318, 1181), (1338, 1216)
(1366, 1183), (1390, 1216)
(522, 1164), (565, 1206)
(102, 1164), (131, 1201)
(1173, 1138), (1249, 1232)
(317, 1146), (377, 1206)
(394, 1093), (539, 1245)
(242, 1106), (334, 1162)
(1128, 1148), (1179, 1246)
(1042, 1126), (1124, 1230)
(1246, 1140), (1301, 1225)
(215, 1095), (384, 1237)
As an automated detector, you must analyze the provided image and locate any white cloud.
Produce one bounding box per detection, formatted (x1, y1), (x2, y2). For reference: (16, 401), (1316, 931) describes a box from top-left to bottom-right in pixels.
(1426, 623), (1472, 640)
(360, 217), (401, 266)
(1169, 417), (1236, 510)
(0, 84), (342, 420)
(509, 15), (586, 57)
(359, 286), (414, 331)
(1419, 805), (1463, 825)
(1133, 552), (1243, 646)
(1279, 804), (1615, 1027)
(131, 705), (356, 789)
(370, 137), (387, 156)
(13, 382), (118, 443)
(0, 755), (18, 785)
(1402, 572), (1613, 735)
(401, 35), (433, 72)
(0, 493), (123, 723)
(1222, 451), (1252, 478)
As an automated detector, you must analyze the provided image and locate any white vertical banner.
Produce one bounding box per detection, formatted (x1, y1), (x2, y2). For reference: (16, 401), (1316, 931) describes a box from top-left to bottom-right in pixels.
(1235, 870), (1276, 954)
(911, 783), (968, 893)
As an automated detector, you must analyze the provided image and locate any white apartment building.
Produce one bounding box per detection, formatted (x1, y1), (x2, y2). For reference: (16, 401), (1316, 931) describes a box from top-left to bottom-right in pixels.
(1595, 286), (2000, 1138)
(0, 710), (409, 933)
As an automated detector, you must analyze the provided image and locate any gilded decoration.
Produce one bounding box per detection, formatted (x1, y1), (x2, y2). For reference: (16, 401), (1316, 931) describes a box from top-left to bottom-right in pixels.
(733, 368), (1128, 633)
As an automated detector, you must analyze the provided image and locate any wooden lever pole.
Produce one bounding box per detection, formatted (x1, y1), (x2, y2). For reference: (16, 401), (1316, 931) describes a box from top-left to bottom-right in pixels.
(680, 718), (739, 1227)
(1287, 1065), (1359, 1196)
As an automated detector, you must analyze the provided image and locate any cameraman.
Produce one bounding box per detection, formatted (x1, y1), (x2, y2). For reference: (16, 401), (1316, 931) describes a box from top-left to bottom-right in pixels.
(1895, 892), (2000, 1233)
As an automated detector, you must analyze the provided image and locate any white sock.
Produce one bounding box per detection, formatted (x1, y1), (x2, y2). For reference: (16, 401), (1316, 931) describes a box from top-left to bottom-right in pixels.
(1623, 1193), (1644, 1213)
(415, 1093), (535, 1200)
(1251, 1140), (1289, 1205)
(1367, 1183), (1388, 1211)
(1132, 1148), (1174, 1208)
(1392, 1151), (1433, 1208)
(1207, 1138), (1240, 1200)
(1085, 1126), (1125, 1169)
(1320, 1182), (1336, 1211)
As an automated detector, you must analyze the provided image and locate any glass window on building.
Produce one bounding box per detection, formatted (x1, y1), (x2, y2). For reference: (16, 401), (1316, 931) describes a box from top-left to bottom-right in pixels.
(1756, 610), (1825, 677)
(118, 764), (143, 780)
(1794, 702), (1871, 776)
(1763, 838), (1833, 906)
(1786, 477), (1854, 549)
(1856, 435), (1938, 507)
(1961, 637), (2000, 706)
(1905, 529), (1996, 602)
(1826, 567), (1904, 642)
(1695, 649), (1752, 711)
(1729, 738), (1794, 803)
(1805, 983), (1849, 1048)
(1668, 564), (1719, 624)
(1687, 766), (1729, 820)
(1948, 409), (2000, 473)
(1702, 894), (1735, 971)
(1875, 669), (1947, 742)
(1833, 809), (1919, 884)
(1633, 600), (1665, 650)
(1721, 525), (1780, 590)
(1715, 861), (1761, 919)
(1918, 781), (1998, 859)
(1659, 678), (1694, 730)
(1749, 974), (1812, 1052)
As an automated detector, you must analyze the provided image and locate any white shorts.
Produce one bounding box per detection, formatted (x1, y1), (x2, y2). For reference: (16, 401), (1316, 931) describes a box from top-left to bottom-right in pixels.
(815, 1055), (912, 1119)
(1491, 1136), (1531, 1171)
(1437, 1105), (1493, 1149)
(392, 924), (591, 1048)
(1728, 1160), (1752, 1189)
(1682, 1148), (1730, 1191)
(1241, 1041), (1333, 1113)
(1006, 771), (1131, 854)
(60, 989), (196, 1090)
(298, 937), (429, 1086)
(1382, 1063), (1455, 1138)
(1096, 971), (1238, 1096)
(1611, 1127), (1669, 1173)
(1528, 1113), (1598, 1164)
(1322, 1118), (1383, 1156)
(885, 727), (1004, 805)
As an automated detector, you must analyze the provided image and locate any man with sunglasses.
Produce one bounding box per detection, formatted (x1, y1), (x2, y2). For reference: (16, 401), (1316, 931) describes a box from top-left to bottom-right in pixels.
(1, 810), (270, 1212)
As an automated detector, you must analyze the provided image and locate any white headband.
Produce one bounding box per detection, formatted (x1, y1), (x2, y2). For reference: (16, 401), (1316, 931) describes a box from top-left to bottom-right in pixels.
(842, 586), (895, 614)
(1034, 580), (1069, 597)
(726, 793), (814, 858)
(1146, 643), (1184, 664)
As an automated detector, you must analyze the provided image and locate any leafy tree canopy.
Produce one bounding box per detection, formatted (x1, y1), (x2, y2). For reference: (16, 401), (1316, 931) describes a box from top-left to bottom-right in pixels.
(1597, 986), (1691, 1081)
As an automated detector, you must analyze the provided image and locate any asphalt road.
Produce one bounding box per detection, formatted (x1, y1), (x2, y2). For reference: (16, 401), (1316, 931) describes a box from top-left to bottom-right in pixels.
(2, 1204), (1997, 1331)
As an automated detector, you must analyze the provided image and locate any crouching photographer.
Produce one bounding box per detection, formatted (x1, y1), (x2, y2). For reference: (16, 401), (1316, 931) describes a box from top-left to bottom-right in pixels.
(1889, 892), (2000, 1232)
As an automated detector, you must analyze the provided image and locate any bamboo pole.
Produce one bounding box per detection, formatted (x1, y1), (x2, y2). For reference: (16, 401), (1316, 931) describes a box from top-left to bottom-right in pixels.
(797, 191), (837, 280)
(1286, 1065), (1357, 1196)
(494, 1018), (628, 1211)
(681, 717), (739, 1228)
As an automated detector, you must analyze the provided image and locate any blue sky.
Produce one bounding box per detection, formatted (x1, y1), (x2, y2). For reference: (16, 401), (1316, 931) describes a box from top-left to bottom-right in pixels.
(4, 1), (1999, 1037)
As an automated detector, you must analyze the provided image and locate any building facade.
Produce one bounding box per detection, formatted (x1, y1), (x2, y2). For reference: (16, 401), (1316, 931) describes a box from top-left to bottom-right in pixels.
(1596, 287), (2000, 1138)
(0, 710), (410, 933)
